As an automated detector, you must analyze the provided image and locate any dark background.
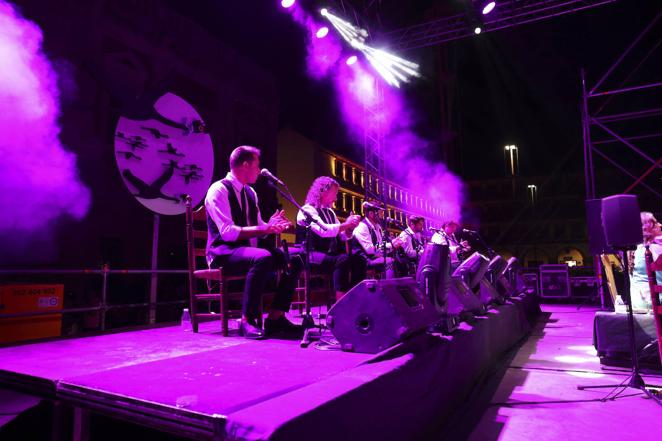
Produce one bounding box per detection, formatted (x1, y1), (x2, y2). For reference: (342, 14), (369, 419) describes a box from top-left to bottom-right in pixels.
(1, 1), (659, 326)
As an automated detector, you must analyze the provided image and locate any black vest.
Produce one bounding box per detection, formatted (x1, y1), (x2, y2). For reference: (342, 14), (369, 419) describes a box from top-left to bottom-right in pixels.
(296, 207), (341, 254)
(207, 179), (258, 257)
(351, 219), (379, 258)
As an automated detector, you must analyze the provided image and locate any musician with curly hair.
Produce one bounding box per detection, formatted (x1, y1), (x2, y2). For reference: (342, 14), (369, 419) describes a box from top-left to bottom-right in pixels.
(296, 176), (361, 301)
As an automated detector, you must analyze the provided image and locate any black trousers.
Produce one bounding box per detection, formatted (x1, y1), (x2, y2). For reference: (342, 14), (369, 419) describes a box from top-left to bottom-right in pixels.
(308, 251), (365, 292)
(210, 247), (303, 322)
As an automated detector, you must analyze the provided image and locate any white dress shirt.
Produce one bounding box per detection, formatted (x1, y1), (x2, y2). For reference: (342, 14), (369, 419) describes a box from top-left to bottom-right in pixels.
(431, 231), (461, 263)
(398, 227), (422, 259)
(205, 172), (266, 261)
(296, 204), (351, 241)
(354, 217), (391, 257)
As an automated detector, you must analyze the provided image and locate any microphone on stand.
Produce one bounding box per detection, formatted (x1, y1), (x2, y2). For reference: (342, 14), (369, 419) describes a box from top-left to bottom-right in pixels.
(461, 228), (478, 235)
(260, 168), (285, 186)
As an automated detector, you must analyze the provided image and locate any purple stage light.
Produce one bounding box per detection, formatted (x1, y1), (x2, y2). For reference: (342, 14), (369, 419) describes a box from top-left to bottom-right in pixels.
(316, 26), (329, 38)
(482, 2), (496, 15)
(346, 55), (358, 65)
(281, 0), (295, 9)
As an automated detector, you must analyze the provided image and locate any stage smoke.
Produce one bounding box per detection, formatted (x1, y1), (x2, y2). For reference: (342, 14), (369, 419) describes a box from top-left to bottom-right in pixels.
(0, 1), (90, 258)
(290, 6), (342, 79)
(286, 7), (465, 223)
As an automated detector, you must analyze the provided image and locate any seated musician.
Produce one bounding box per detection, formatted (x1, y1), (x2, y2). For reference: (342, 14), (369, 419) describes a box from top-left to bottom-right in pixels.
(205, 146), (303, 339)
(431, 220), (471, 270)
(628, 211), (662, 311)
(397, 215), (425, 275)
(352, 201), (403, 279)
(296, 177), (362, 301)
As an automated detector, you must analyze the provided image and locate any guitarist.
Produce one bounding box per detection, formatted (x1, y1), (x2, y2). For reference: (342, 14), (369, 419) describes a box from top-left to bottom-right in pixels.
(397, 215), (425, 276)
(433, 220), (471, 270)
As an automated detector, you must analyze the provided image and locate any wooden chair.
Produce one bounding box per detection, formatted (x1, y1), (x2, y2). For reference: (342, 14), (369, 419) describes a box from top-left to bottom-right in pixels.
(644, 245), (662, 366)
(185, 196), (262, 336)
(292, 268), (334, 313)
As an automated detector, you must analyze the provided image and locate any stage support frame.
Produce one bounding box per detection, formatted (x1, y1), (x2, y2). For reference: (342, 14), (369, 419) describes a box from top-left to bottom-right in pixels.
(581, 10), (662, 309)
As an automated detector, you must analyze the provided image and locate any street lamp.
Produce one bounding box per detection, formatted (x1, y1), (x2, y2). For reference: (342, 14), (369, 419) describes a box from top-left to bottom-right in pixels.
(527, 184), (538, 205)
(504, 144), (519, 176)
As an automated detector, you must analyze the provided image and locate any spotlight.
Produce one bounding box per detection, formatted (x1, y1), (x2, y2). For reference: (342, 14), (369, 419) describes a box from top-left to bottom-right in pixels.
(320, 8), (420, 87)
(346, 55), (358, 65)
(482, 1), (496, 15)
(474, 27), (482, 34)
(281, 0), (295, 8)
(316, 26), (329, 38)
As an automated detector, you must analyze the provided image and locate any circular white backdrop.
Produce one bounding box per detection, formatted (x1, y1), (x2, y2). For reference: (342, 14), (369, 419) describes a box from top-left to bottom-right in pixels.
(114, 93), (214, 215)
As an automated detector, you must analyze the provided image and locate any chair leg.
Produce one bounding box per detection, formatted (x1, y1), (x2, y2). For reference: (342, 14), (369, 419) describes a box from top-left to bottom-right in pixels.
(327, 278), (334, 310)
(258, 297), (264, 328)
(220, 277), (229, 337)
(190, 281), (199, 333)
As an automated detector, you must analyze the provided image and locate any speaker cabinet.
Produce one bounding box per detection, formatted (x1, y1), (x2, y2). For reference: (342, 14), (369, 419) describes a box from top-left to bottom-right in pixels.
(326, 278), (440, 354)
(415, 243), (450, 313)
(448, 278), (486, 318)
(601, 194), (643, 249)
(539, 264), (570, 298)
(586, 199), (613, 255)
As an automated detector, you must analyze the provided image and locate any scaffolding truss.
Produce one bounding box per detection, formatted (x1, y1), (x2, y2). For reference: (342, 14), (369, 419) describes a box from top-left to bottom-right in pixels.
(384, 0), (617, 51)
(582, 10), (662, 202)
(364, 80), (386, 208)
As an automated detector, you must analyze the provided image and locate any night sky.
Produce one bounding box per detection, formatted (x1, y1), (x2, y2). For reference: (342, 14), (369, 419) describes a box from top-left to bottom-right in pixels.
(157, 0), (662, 182)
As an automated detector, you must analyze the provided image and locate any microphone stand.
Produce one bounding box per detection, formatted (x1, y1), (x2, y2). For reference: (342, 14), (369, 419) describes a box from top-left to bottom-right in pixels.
(265, 180), (327, 346)
(467, 230), (496, 259)
(380, 214), (390, 277)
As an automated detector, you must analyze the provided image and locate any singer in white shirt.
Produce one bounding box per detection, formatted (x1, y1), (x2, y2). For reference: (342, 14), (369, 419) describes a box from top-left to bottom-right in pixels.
(205, 146), (301, 338)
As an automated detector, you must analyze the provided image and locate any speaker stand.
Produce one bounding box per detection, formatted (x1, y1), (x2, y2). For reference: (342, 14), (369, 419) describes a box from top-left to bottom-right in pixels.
(577, 250), (662, 405)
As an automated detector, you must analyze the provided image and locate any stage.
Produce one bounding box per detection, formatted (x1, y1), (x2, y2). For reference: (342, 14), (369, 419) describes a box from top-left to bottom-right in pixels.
(0, 293), (539, 440)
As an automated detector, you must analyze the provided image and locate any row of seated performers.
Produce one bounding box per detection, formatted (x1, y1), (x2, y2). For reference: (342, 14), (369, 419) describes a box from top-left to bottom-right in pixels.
(204, 145), (477, 339)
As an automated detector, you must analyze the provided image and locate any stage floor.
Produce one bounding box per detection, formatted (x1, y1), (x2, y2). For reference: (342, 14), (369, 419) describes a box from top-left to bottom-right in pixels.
(0, 294), (540, 440)
(463, 304), (662, 441)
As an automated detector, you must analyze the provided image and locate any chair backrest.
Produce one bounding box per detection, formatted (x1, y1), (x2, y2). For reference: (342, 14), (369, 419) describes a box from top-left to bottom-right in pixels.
(644, 246), (662, 300)
(185, 196), (209, 274)
(644, 244), (662, 366)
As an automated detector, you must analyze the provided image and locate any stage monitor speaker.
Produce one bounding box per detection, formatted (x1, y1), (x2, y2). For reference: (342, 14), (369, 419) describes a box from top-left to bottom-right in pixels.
(586, 199), (613, 255)
(415, 242), (450, 313)
(326, 278), (440, 354)
(601, 194), (643, 249)
(448, 278), (486, 318)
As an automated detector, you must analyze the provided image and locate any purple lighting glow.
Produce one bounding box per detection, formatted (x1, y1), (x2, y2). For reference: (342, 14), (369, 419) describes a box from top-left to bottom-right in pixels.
(280, 0), (296, 9)
(316, 26), (329, 39)
(0, 0), (90, 242)
(482, 2), (496, 15)
(286, 6), (465, 222)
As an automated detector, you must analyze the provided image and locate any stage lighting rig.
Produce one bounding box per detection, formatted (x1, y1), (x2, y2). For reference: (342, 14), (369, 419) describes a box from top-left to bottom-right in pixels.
(319, 8), (420, 88)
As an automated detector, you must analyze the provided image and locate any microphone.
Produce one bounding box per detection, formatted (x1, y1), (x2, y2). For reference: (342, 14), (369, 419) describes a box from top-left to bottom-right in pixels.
(260, 168), (285, 186)
(461, 228), (478, 235)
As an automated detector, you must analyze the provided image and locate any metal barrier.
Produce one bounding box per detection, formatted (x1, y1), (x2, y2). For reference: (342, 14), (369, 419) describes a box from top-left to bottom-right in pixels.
(0, 266), (189, 331)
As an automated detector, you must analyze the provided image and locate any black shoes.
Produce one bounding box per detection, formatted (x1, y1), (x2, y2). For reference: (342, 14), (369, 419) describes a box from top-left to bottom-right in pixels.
(264, 316), (301, 337)
(239, 320), (264, 339)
